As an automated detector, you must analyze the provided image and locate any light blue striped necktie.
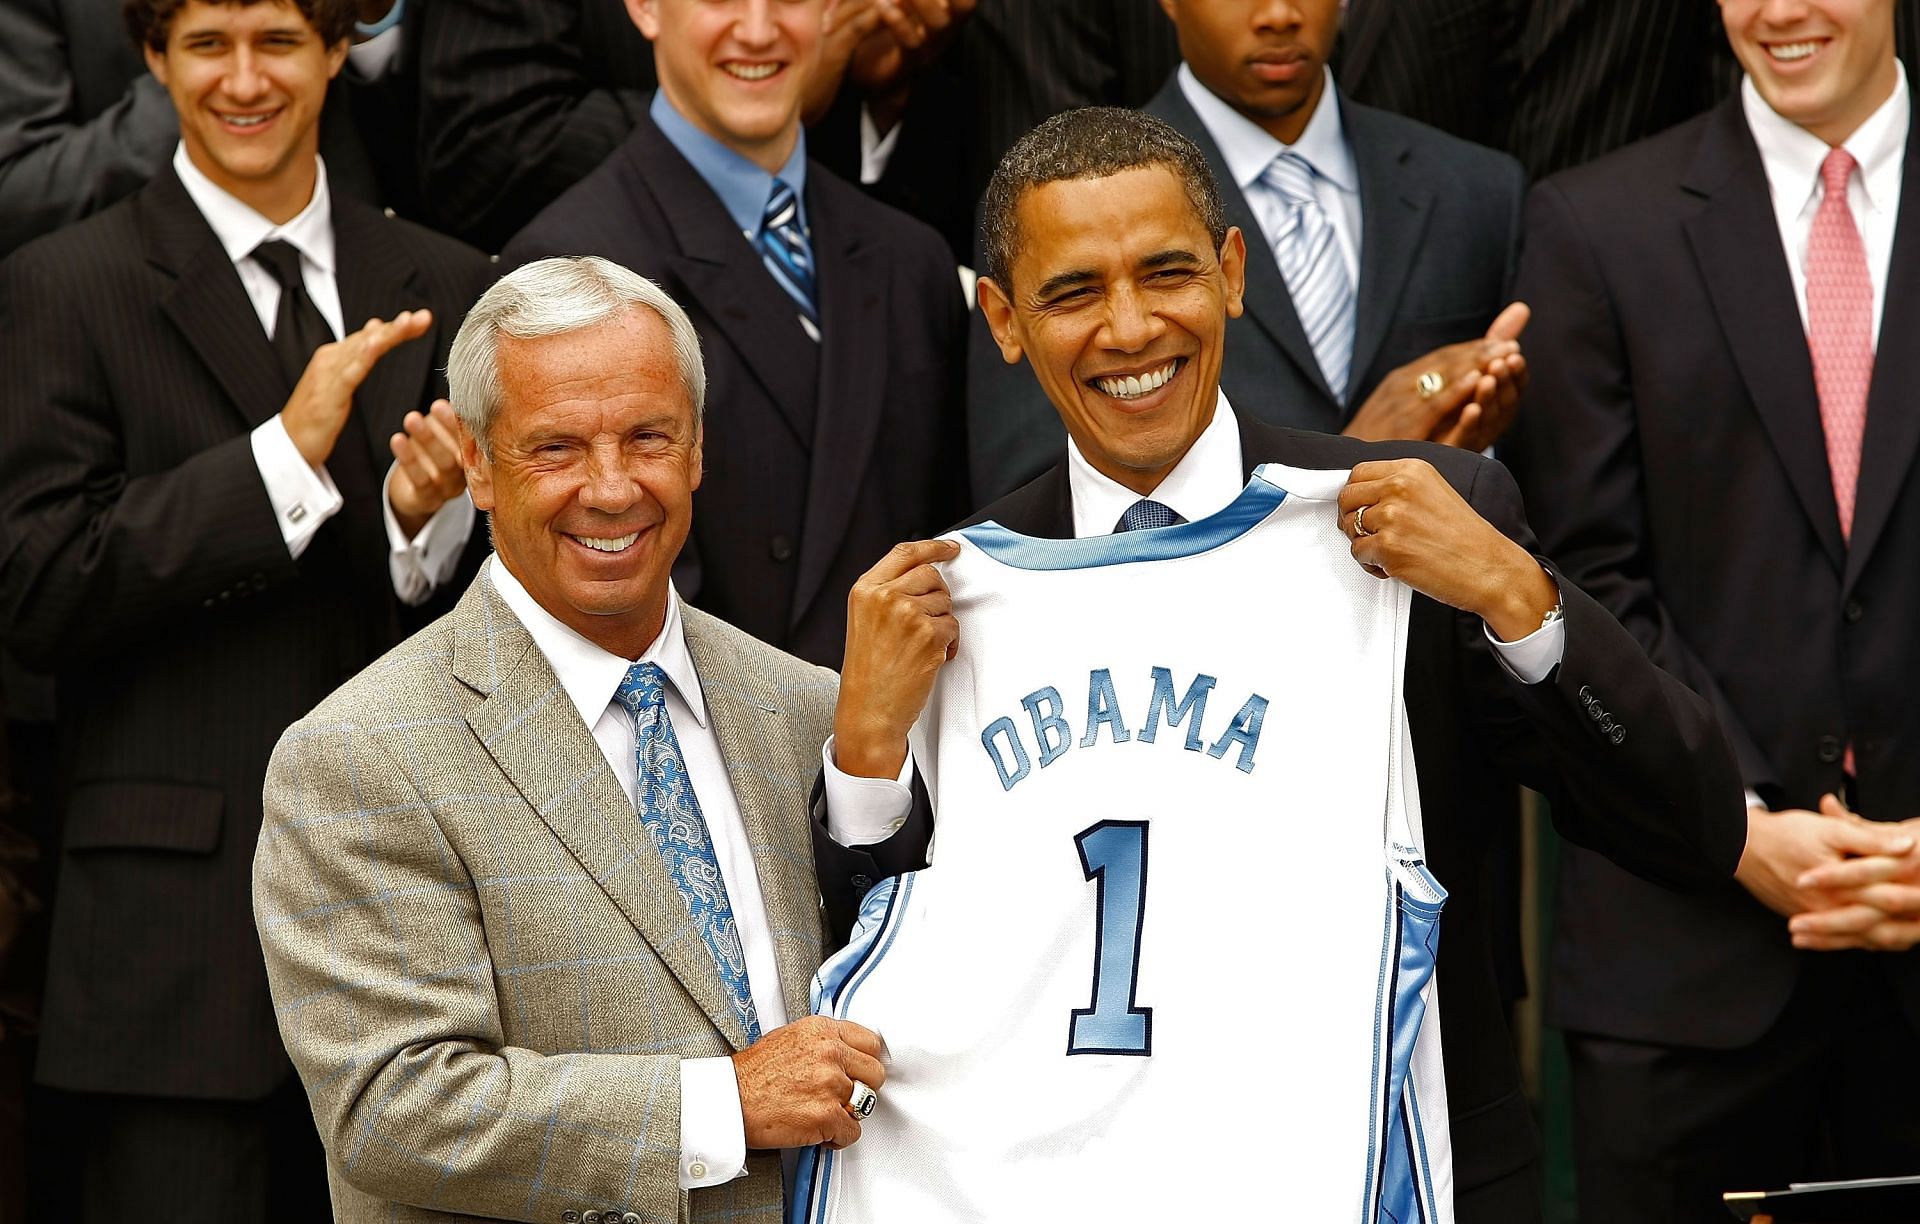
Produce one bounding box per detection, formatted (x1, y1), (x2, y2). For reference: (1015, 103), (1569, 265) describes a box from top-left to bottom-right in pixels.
(1259, 151), (1355, 402)
(758, 177), (820, 327)
(615, 661), (762, 1042)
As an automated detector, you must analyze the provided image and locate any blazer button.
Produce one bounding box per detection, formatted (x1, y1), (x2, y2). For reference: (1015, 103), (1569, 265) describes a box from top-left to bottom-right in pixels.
(1845, 599), (1865, 623)
(769, 534), (795, 562)
(1610, 726), (1626, 746)
(623, 1214), (643, 1224)
(1817, 735), (1843, 764)
(851, 873), (873, 893)
(562, 1213), (581, 1224)
(583, 1212), (603, 1224)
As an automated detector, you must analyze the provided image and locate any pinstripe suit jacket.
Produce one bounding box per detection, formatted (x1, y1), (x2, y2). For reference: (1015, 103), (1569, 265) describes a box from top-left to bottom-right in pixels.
(254, 571), (834, 1223)
(0, 164), (492, 1100)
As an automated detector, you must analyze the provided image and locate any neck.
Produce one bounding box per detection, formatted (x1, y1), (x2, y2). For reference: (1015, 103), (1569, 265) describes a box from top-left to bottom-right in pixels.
(191, 143), (319, 225)
(659, 80), (801, 174)
(1255, 73), (1326, 147)
(1806, 56), (1900, 147)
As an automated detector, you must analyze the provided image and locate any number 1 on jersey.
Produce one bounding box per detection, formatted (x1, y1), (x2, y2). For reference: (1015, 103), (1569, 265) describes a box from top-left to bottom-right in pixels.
(1068, 820), (1153, 1056)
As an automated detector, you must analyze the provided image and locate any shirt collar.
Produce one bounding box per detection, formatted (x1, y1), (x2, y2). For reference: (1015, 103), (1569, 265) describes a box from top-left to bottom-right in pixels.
(1176, 63), (1358, 195)
(650, 89), (809, 238)
(1742, 60), (1909, 224)
(485, 556), (710, 732)
(1066, 390), (1245, 537)
(172, 142), (336, 276)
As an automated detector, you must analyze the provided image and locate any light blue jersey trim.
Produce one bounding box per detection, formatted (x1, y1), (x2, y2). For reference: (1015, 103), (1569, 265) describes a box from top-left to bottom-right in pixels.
(961, 466), (1290, 570)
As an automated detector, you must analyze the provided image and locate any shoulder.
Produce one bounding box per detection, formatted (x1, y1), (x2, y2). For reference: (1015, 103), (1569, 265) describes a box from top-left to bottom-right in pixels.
(503, 134), (665, 268)
(807, 157), (950, 264)
(2, 193), (143, 286)
(1535, 107), (1715, 212)
(1349, 100), (1525, 198)
(682, 605), (837, 709)
(294, 611), (468, 738)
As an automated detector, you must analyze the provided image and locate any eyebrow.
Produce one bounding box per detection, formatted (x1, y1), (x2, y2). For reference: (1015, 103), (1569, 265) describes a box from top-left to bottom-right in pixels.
(1032, 247), (1205, 300)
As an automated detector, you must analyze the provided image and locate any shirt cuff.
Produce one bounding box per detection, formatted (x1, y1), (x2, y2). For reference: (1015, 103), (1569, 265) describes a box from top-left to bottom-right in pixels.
(679, 1056), (747, 1189)
(1483, 615), (1565, 686)
(859, 104), (903, 186)
(1744, 789), (1766, 811)
(822, 735), (914, 846)
(382, 462), (475, 605)
(251, 416), (342, 559)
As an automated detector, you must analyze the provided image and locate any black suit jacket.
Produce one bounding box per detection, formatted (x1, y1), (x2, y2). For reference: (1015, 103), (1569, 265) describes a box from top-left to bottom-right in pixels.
(1335, 0), (1521, 151)
(0, 166), (494, 1098)
(818, 414), (1746, 1213)
(965, 76), (1526, 503)
(1507, 94), (1920, 1048)
(502, 111), (967, 668)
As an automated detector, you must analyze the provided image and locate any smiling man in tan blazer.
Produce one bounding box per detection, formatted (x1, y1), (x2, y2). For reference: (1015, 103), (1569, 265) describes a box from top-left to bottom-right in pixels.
(253, 256), (889, 1224)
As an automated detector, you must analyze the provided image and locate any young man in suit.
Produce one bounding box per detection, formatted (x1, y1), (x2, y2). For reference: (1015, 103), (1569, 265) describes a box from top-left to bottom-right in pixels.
(502, 0), (966, 669)
(0, 0), (492, 1216)
(818, 107), (1751, 1224)
(255, 257), (892, 1224)
(1507, 0), (1920, 1218)
(965, 0), (1532, 502)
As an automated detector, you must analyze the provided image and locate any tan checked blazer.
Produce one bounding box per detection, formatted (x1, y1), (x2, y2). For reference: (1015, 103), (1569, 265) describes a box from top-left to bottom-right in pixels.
(253, 569), (834, 1223)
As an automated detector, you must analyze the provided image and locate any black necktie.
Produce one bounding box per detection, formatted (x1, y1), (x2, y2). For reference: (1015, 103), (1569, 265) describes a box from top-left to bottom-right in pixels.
(251, 239), (334, 391)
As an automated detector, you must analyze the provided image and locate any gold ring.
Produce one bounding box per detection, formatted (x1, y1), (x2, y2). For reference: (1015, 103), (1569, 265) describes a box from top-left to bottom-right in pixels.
(1416, 370), (1446, 400)
(1354, 505), (1372, 537)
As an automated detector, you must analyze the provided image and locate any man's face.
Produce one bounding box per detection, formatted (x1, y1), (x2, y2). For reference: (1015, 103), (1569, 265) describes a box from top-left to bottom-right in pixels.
(1721, 0), (1897, 144)
(144, 0), (346, 209)
(629, 0), (829, 171)
(1159, 0), (1341, 145)
(463, 308), (704, 659)
(978, 166), (1247, 496)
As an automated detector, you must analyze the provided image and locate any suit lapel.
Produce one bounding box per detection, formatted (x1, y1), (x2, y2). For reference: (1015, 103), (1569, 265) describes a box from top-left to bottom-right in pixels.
(682, 608), (822, 1023)
(451, 575), (753, 1049)
(790, 178), (890, 629)
(332, 198), (436, 474)
(1680, 100), (1846, 575)
(1145, 78), (1337, 407)
(634, 121), (819, 445)
(1345, 101), (1435, 401)
(141, 168), (290, 430)
(1844, 117), (1920, 590)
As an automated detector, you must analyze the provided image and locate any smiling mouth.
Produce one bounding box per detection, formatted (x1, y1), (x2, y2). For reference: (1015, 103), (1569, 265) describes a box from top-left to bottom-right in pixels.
(217, 109), (280, 128)
(1767, 40), (1825, 61)
(570, 531), (640, 553)
(723, 62), (782, 81)
(1089, 358), (1184, 401)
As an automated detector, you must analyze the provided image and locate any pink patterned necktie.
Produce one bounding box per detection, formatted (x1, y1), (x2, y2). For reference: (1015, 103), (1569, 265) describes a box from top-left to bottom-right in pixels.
(1806, 146), (1874, 540)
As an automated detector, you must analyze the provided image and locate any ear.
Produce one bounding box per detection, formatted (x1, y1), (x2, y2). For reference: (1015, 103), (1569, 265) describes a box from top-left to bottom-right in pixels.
(1157, 0), (1179, 23)
(144, 41), (169, 86)
(625, 0), (661, 40)
(1219, 226), (1248, 321)
(689, 422), (704, 495)
(976, 277), (1026, 366)
(456, 417), (496, 511)
(324, 35), (349, 79)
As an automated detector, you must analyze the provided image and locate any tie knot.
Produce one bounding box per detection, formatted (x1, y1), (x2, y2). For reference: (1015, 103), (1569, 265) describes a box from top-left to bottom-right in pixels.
(764, 178), (800, 231)
(616, 661), (668, 713)
(1117, 498), (1182, 533)
(1821, 146), (1858, 195)
(1261, 152), (1319, 205)
(251, 239), (303, 290)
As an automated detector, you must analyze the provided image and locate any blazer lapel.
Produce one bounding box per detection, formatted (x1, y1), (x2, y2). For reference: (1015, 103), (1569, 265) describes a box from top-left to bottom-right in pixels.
(451, 575), (753, 1049)
(1145, 78), (1337, 406)
(682, 607), (823, 1023)
(1681, 100), (1846, 575)
(332, 198), (436, 473)
(1345, 100), (1435, 403)
(634, 122), (819, 446)
(1843, 118), (1920, 590)
(789, 180), (890, 629)
(141, 167), (290, 430)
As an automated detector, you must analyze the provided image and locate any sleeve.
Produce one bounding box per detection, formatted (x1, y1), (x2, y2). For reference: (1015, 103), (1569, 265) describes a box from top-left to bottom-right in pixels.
(416, 0), (649, 250)
(0, 249), (301, 664)
(0, 0), (178, 258)
(381, 464), (476, 606)
(254, 713), (690, 1222)
(252, 415), (345, 559)
(1504, 179), (1778, 795)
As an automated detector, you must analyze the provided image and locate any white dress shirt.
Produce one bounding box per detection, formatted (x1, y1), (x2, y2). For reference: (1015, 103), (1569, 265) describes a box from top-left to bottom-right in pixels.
(487, 559), (779, 1191)
(1743, 61), (1909, 342)
(827, 394), (1567, 846)
(1178, 63), (1363, 286)
(172, 143), (473, 605)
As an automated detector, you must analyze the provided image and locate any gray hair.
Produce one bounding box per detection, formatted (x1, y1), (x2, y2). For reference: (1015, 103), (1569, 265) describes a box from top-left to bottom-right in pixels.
(979, 107), (1229, 288)
(447, 256), (707, 455)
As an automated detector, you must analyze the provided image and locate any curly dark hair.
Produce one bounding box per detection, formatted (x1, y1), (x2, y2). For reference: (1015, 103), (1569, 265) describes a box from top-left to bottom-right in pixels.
(124, 0), (358, 53)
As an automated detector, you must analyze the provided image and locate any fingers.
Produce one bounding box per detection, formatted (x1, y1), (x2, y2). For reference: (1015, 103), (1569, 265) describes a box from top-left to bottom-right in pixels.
(842, 1048), (888, 1092)
(864, 537), (962, 585)
(1818, 791), (1854, 820)
(1826, 819), (1915, 859)
(835, 1019), (887, 1064)
(1791, 911), (1920, 952)
(1486, 300), (1531, 342)
(1798, 852), (1911, 891)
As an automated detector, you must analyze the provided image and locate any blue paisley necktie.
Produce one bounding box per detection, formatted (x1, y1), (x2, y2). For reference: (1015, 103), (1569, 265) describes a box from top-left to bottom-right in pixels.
(615, 661), (762, 1042)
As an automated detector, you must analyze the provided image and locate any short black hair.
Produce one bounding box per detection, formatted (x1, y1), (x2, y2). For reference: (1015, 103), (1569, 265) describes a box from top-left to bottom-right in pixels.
(124, 0), (357, 53)
(979, 107), (1230, 288)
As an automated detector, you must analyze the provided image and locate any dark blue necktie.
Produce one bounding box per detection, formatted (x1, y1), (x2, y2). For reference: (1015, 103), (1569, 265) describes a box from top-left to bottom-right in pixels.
(758, 178), (819, 326)
(1116, 499), (1185, 533)
(615, 662), (761, 1042)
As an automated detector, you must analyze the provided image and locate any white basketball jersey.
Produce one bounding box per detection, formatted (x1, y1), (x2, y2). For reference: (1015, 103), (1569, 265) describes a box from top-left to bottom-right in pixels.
(794, 464), (1452, 1224)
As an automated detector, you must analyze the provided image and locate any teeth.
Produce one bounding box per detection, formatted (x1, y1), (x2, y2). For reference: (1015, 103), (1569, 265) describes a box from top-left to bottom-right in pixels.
(1771, 41), (1820, 60)
(725, 63), (780, 80)
(572, 532), (638, 553)
(224, 113), (272, 126)
(1094, 360), (1180, 400)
